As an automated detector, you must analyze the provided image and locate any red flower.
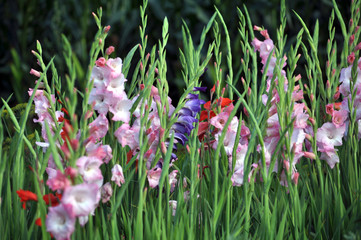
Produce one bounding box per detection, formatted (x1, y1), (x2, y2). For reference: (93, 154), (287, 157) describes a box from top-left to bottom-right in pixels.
(16, 190), (38, 209)
(43, 193), (62, 206)
(35, 218), (42, 226)
(219, 97), (233, 108)
(201, 98), (233, 121)
(200, 110), (216, 121)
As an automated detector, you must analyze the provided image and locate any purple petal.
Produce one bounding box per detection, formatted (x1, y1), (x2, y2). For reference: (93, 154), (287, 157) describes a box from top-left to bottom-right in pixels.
(193, 87), (207, 92)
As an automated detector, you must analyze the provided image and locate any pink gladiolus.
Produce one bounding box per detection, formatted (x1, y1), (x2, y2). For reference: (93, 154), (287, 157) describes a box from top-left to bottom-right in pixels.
(100, 182), (113, 203)
(318, 143), (339, 168)
(147, 168), (162, 188)
(109, 99), (133, 122)
(95, 57), (106, 67)
(209, 111), (229, 129)
(46, 170), (71, 191)
(76, 156), (103, 183)
(317, 122), (345, 147)
(106, 58), (124, 79)
(111, 164), (125, 187)
(61, 183), (100, 217)
(46, 203), (75, 240)
(89, 114), (109, 141)
(106, 76), (126, 98)
(332, 110), (348, 128)
(326, 103), (334, 115)
(169, 170), (178, 192)
(85, 142), (113, 164)
(114, 123), (139, 149)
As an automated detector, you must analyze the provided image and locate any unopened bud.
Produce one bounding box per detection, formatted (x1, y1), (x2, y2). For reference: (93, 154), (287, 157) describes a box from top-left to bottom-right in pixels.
(253, 25), (262, 31)
(243, 107), (249, 117)
(85, 110), (93, 120)
(159, 127), (165, 139)
(283, 160), (290, 171)
(305, 134), (313, 141)
(30, 69), (41, 77)
(310, 94), (315, 102)
(347, 52), (355, 64)
(186, 145), (191, 154)
(303, 151), (316, 159)
(211, 84), (216, 94)
(105, 46), (115, 55)
(104, 25), (111, 33)
(309, 117), (316, 125)
(326, 80), (330, 90)
(293, 172), (300, 185)
(241, 77), (246, 86)
(160, 142), (167, 154)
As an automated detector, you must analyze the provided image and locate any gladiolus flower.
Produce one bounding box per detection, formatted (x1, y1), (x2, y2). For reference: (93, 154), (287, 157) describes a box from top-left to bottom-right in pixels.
(100, 182), (113, 203)
(61, 183), (100, 217)
(46, 203), (75, 240)
(317, 122), (345, 147)
(43, 193), (62, 206)
(111, 164), (125, 187)
(76, 156), (104, 184)
(147, 168), (162, 188)
(16, 190), (38, 209)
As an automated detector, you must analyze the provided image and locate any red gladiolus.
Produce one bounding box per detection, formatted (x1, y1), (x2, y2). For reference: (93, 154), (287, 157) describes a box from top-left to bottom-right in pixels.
(35, 218), (42, 226)
(43, 193), (62, 206)
(16, 190), (38, 209)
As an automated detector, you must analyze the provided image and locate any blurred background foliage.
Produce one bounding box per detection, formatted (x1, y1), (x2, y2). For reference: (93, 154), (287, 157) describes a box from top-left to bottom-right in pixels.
(0, 0), (350, 106)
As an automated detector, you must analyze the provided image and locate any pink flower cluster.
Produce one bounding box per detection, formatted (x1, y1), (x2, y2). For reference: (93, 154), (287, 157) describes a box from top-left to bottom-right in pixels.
(252, 27), (312, 186)
(29, 56), (129, 240)
(113, 84), (180, 190)
(89, 57), (133, 122)
(316, 58), (361, 168)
